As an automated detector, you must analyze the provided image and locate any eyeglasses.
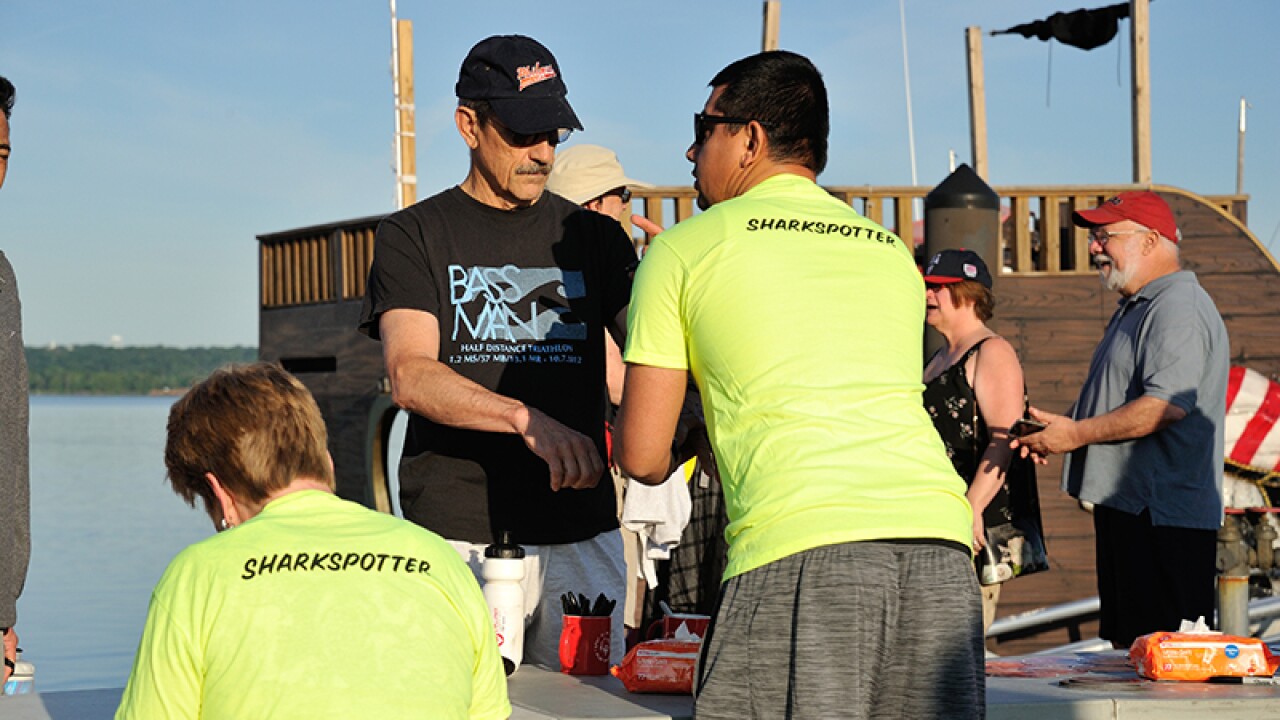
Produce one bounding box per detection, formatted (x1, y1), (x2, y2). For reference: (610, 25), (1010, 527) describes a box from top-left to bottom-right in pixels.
(693, 112), (769, 145)
(1088, 228), (1148, 246)
(605, 188), (632, 204)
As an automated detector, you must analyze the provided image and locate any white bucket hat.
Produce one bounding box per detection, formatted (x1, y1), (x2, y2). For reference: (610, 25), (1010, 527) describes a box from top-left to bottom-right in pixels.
(546, 144), (652, 205)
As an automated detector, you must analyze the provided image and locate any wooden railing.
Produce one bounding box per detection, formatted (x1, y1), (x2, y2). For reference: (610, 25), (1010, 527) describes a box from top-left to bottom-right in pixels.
(258, 187), (1250, 309)
(259, 216), (380, 308)
(633, 185), (1251, 275)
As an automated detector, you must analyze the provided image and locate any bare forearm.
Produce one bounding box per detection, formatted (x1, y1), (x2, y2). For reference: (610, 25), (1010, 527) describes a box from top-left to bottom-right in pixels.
(615, 364), (687, 485)
(619, 448), (677, 486)
(389, 354), (527, 435)
(1074, 395), (1186, 447)
(614, 405), (676, 485)
(377, 308), (604, 490)
(1021, 395), (1188, 458)
(968, 441), (1014, 513)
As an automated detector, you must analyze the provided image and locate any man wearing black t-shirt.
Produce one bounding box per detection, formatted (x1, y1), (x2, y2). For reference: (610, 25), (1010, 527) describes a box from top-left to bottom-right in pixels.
(358, 35), (633, 668)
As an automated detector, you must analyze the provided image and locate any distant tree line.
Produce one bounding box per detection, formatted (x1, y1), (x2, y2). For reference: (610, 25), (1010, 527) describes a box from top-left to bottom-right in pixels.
(26, 345), (257, 395)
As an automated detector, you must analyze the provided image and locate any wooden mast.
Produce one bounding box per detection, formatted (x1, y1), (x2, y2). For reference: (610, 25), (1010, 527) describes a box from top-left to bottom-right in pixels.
(395, 19), (416, 209)
(1130, 0), (1151, 184)
(965, 26), (989, 180)
(762, 1), (780, 51)
(1237, 97), (1248, 195)
(390, 2), (416, 209)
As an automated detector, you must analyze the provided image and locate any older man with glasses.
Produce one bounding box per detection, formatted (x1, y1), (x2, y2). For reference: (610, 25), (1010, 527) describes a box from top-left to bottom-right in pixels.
(616, 50), (983, 719)
(1017, 190), (1230, 649)
(359, 35), (635, 671)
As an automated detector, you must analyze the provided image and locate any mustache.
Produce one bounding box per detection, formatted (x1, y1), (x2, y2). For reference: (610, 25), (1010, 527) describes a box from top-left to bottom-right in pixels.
(1092, 253), (1113, 268)
(515, 164), (551, 176)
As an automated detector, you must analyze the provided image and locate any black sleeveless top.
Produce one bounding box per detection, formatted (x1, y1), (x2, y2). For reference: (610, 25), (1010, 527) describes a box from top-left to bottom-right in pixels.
(922, 338), (1017, 528)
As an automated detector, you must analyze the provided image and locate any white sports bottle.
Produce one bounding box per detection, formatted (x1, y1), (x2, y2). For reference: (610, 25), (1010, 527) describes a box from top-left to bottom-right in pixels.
(3, 654), (34, 695)
(482, 530), (526, 675)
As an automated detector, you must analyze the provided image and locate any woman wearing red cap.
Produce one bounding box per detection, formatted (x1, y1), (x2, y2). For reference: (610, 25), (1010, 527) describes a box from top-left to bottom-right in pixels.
(922, 249), (1044, 630)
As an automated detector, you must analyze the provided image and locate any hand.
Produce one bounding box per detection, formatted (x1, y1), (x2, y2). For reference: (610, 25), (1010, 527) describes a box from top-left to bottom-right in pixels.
(3, 626), (17, 685)
(518, 407), (605, 491)
(971, 511), (986, 551)
(1010, 406), (1079, 462)
(631, 215), (664, 238)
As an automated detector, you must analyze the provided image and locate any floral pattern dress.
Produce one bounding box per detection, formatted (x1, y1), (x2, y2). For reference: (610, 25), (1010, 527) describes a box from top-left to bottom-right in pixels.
(922, 338), (1014, 530)
(923, 338), (1048, 584)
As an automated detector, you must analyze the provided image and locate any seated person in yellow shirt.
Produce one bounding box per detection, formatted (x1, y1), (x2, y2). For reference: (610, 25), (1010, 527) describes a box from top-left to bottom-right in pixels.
(116, 363), (509, 719)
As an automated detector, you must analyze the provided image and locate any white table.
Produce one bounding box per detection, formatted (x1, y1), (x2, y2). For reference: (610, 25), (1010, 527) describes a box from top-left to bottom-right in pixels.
(508, 666), (691, 720)
(9, 654), (1280, 719)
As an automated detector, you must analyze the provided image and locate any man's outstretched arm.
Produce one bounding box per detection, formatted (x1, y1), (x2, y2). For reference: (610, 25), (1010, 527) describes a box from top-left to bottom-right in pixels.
(614, 363), (687, 485)
(380, 308), (603, 491)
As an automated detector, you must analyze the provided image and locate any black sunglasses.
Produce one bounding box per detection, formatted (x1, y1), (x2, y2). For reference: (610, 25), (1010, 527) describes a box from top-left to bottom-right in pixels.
(693, 112), (768, 145)
(494, 121), (574, 148)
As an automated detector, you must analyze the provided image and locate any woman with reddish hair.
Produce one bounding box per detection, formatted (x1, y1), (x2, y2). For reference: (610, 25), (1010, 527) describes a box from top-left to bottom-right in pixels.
(922, 249), (1043, 631)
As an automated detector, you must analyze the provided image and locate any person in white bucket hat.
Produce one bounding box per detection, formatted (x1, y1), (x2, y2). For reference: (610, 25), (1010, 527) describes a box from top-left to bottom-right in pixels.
(547, 144), (661, 238)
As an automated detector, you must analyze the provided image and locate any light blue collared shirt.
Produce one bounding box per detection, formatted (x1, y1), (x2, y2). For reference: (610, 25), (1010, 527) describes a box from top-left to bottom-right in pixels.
(1062, 271), (1229, 530)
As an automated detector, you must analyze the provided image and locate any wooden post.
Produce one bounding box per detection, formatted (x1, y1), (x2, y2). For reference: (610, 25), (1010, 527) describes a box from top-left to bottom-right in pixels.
(762, 1), (781, 51)
(965, 27), (989, 181)
(1130, 0), (1151, 184)
(395, 19), (417, 209)
(1041, 194), (1062, 273)
(1237, 97), (1247, 195)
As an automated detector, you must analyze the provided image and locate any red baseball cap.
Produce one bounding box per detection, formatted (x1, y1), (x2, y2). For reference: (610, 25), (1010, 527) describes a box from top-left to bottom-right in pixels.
(1072, 191), (1180, 243)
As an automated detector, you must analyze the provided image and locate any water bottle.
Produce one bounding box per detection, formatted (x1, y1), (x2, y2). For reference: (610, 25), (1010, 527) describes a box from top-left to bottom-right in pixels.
(3, 652), (34, 696)
(482, 530), (526, 675)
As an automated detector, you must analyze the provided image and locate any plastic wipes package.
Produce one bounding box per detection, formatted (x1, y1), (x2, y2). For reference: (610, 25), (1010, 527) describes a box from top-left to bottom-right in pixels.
(1129, 622), (1280, 681)
(610, 639), (701, 694)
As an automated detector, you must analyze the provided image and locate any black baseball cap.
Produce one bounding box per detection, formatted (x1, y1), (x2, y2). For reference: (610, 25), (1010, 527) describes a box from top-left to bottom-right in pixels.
(455, 35), (583, 135)
(922, 249), (993, 289)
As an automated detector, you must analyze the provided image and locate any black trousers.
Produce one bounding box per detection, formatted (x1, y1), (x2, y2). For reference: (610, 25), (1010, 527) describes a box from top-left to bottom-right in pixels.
(1093, 505), (1216, 647)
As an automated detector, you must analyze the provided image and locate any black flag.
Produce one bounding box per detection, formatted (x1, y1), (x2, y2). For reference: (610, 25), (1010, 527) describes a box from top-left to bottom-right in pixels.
(991, 3), (1133, 51)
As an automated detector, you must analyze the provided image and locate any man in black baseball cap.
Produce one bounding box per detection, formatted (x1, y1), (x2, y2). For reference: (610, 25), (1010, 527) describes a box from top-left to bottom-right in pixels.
(359, 35), (635, 671)
(456, 34), (583, 137)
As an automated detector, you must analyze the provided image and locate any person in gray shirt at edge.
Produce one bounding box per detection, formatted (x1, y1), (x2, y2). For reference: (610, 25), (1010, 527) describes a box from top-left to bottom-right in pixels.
(1016, 190), (1229, 649)
(0, 73), (31, 689)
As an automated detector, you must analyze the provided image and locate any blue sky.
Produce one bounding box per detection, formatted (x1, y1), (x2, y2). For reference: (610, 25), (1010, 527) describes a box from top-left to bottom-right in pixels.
(3, 1), (1277, 347)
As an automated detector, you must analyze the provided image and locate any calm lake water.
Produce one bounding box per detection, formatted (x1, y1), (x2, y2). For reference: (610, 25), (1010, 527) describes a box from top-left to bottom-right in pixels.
(19, 395), (211, 692)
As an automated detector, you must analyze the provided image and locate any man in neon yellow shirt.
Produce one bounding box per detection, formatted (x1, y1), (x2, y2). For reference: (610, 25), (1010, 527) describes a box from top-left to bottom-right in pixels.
(116, 364), (509, 719)
(615, 51), (983, 719)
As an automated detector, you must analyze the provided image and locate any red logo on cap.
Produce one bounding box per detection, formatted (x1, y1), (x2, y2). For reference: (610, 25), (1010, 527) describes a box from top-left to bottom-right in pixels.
(517, 62), (557, 91)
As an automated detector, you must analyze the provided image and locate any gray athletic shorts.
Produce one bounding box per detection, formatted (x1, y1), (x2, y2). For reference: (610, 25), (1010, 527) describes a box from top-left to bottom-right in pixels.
(695, 540), (984, 720)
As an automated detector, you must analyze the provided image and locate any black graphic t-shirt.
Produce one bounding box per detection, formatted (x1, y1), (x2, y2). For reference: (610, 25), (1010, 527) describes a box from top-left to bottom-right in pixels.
(359, 187), (636, 544)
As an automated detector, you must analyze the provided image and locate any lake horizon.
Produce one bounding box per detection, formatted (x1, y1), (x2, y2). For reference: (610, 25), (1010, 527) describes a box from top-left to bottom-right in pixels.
(19, 394), (212, 692)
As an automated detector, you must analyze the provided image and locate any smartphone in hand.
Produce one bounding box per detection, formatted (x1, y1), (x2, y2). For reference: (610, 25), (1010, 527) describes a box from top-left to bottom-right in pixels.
(1009, 418), (1047, 437)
